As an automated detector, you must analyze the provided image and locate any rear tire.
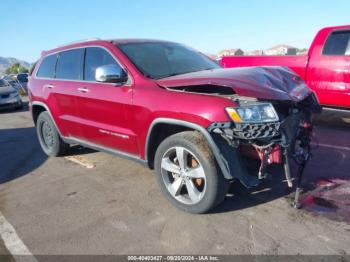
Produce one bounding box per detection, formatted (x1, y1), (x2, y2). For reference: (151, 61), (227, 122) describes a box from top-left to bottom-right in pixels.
(36, 111), (69, 156)
(154, 131), (229, 214)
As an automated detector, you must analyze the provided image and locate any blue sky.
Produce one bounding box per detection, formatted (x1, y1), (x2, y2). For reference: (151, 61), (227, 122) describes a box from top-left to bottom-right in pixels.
(1, 0), (349, 62)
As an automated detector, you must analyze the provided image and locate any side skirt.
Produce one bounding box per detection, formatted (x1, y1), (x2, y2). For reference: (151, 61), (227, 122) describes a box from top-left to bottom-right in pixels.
(63, 137), (148, 167)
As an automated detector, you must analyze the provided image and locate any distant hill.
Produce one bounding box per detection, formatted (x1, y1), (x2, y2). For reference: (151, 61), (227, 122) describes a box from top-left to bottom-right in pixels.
(0, 56), (31, 76)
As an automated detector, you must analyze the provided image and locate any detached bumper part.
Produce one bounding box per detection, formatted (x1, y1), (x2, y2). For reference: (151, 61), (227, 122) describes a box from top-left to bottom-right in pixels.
(211, 133), (260, 188)
(208, 117), (313, 206)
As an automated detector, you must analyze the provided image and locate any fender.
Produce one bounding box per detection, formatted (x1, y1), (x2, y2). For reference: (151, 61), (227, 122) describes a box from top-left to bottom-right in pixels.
(145, 118), (232, 180)
(31, 101), (64, 137)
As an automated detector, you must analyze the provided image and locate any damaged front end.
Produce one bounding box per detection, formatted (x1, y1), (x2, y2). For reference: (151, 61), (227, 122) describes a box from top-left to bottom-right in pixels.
(208, 92), (321, 208)
(157, 66), (322, 207)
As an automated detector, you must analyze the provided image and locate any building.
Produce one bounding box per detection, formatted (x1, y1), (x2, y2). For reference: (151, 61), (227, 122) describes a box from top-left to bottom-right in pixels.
(246, 50), (265, 56)
(296, 49), (308, 55)
(264, 45), (297, 55)
(218, 48), (244, 57)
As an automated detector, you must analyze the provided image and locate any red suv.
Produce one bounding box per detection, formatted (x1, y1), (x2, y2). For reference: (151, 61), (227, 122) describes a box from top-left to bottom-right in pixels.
(28, 39), (320, 213)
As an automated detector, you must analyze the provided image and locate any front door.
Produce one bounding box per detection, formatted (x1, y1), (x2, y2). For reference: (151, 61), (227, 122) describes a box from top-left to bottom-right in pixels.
(75, 47), (138, 155)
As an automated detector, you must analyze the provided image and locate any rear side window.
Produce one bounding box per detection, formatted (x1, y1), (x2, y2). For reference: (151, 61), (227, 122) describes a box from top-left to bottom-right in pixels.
(323, 30), (350, 55)
(36, 55), (57, 78)
(84, 47), (120, 81)
(56, 49), (84, 80)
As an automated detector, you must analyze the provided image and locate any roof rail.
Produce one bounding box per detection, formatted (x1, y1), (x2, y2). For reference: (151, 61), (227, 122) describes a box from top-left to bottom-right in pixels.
(55, 38), (101, 48)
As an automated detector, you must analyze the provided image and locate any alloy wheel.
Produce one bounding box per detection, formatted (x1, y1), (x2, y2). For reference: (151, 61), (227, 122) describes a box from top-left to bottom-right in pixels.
(160, 146), (207, 205)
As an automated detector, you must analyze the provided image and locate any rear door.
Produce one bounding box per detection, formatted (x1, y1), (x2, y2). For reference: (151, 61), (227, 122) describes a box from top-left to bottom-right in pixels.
(35, 50), (84, 138)
(47, 48), (85, 138)
(75, 46), (138, 155)
(307, 30), (350, 108)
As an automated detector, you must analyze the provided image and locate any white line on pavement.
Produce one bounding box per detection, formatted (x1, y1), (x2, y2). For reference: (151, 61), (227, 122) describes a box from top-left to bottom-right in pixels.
(0, 211), (37, 261)
(314, 143), (350, 152)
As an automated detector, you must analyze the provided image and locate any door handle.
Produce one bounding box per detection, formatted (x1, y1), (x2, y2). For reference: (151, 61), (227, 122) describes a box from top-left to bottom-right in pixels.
(77, 87), (89, 93)
(44, 84), (54, 89)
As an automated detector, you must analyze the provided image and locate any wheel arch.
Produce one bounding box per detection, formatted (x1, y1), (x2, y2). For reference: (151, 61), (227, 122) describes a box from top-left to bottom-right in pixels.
(32, 104), (47, 125)
(31, 101), (63, 137)
(145, 118), (232, 179)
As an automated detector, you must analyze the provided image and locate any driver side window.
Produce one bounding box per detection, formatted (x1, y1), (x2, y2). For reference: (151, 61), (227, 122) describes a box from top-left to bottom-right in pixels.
(84, 47), (121, 81)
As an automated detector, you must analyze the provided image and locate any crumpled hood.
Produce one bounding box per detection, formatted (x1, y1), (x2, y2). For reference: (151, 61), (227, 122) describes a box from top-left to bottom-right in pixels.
(156, 66), (311, 101)
(0, 85), (16, 96)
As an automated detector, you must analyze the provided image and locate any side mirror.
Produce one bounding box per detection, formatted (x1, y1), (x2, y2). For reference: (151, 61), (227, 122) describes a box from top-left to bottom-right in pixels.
(95, 64), (128, 84)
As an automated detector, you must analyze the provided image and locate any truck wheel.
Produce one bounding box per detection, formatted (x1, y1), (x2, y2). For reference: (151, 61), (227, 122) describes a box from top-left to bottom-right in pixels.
(36, 111), (69, 156)
(154, 131), (229, 214)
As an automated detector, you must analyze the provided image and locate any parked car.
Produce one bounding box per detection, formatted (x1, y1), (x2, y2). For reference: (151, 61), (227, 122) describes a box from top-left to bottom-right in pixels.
(0, 78), (23, 110)
(221, 25), (350, 110)
(2, 75), (26, 95)
(28, 39), (320, 213)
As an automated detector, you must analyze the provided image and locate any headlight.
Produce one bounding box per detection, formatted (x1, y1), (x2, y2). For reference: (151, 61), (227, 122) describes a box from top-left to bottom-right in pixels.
(226, 103), (279, 123)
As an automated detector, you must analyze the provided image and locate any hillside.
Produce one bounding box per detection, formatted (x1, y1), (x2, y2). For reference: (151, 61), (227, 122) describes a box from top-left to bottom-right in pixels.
(0, 56), (31, 75)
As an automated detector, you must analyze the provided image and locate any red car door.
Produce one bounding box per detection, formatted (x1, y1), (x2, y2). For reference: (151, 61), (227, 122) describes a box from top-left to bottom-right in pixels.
(307, 30), (350, 108)
(74, 46), (138, 156)
(37, 49), (85, 139)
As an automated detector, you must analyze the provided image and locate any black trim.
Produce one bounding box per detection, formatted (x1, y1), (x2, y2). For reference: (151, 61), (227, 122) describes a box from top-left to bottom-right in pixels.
(145, 118), (232, 180)
(63, 137), (148, 167)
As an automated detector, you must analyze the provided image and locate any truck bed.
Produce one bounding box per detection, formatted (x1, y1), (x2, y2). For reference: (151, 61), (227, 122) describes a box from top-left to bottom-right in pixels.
(221, 55), (308, 80)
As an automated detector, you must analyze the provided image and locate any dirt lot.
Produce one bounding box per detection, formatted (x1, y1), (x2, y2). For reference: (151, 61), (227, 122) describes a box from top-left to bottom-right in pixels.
(0, 101), (350, 257)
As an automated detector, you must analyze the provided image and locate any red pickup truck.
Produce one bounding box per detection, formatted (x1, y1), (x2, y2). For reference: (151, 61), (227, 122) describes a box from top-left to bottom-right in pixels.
(221, 25), (350, 110)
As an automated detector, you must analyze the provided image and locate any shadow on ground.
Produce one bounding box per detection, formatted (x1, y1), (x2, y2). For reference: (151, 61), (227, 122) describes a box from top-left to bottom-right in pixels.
(65, 145), (96, 156)
(0, 127), (47, 183)
(313, 109), (350, 131)
(0, 126), (97, 184)
(213, 165), (294, 214)
(0, 101), (29, 114)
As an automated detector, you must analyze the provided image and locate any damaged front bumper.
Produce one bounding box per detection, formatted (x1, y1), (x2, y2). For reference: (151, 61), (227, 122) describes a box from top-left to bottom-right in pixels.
(207, 93), (321, 206)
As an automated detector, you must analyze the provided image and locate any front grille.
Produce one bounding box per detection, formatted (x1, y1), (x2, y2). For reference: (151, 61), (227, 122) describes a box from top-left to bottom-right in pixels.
(1, 94), (10, 99)
(232, 122), (280, 139)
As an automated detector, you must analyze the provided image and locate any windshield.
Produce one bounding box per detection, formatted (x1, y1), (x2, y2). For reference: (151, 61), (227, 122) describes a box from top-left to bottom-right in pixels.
(0, 79), (10, 87)
(118, 42), (220, 79)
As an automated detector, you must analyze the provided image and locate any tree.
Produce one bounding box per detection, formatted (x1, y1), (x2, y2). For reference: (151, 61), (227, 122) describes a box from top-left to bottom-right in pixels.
(5, 63), (29, 74)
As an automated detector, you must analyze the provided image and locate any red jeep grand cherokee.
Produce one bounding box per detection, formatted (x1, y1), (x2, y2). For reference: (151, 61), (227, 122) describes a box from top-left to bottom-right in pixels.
(28, 39), (320, 213)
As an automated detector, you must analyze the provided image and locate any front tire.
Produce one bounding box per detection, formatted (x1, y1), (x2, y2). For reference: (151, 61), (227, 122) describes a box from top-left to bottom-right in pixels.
(36, 111), (69, 156)
(154, 131), (229, 214)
